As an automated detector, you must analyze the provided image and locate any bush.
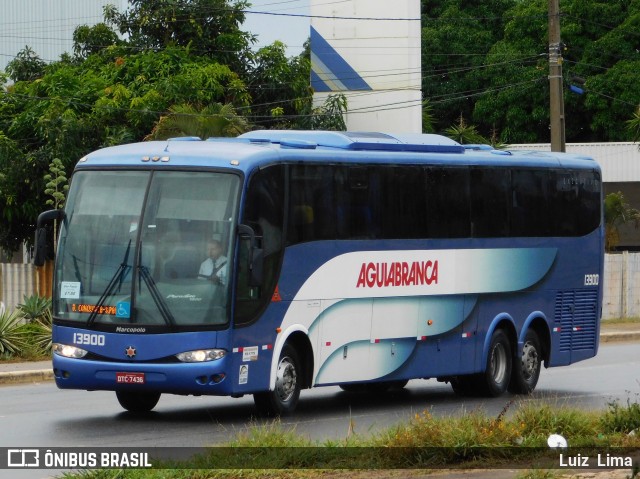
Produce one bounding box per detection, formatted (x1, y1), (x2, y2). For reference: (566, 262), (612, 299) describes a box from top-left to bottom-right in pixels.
(601, 397), (640, 434)
(18, 310), (52, 357)
(0, 295), (53, 359)
(17, 295), (52, 322)
(0, 309), (29, 355)
(515, 403), (600, 446)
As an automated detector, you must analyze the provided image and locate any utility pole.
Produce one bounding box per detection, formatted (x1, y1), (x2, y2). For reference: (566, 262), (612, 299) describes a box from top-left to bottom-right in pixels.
(548, 0), (565, 152)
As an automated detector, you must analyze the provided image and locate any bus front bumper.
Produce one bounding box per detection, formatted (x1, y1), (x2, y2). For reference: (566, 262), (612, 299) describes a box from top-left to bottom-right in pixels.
(52, 354), (233, 396)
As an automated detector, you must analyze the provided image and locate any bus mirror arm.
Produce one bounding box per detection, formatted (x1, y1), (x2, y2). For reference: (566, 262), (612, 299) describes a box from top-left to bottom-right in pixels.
(237, 224), (264, 287)
(34, 209), (65, 267)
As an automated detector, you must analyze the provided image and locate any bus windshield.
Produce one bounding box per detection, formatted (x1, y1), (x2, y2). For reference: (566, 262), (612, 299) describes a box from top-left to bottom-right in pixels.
(53, 170), (240, 330)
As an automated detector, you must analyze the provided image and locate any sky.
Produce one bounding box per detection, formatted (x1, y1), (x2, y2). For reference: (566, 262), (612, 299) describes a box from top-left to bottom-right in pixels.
(243, 0), (311, 56)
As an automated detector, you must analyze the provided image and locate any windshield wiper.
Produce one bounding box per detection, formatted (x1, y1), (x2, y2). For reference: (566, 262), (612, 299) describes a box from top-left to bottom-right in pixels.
(138, 265), (177, 329)
(86, 240), (132, 328)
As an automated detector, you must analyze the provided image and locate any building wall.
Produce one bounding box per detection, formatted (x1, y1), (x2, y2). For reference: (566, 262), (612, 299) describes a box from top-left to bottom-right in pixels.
(310, 0), (422, 133)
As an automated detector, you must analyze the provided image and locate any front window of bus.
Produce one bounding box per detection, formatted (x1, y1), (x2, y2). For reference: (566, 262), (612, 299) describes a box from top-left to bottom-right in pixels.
(54, 170), (239, 330)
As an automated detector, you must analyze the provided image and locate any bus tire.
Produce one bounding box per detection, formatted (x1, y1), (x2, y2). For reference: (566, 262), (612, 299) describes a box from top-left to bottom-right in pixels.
(254, 344), (301, 416)
(450, 375), (478, 396)
(115, 391), (161, 412)
(478, 329), (512, 397)
(508, 329), (542, 394)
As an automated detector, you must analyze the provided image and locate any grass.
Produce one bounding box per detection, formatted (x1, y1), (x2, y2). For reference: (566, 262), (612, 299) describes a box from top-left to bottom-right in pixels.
(602, 317), (640, 325)
(54, 398), (640, 479)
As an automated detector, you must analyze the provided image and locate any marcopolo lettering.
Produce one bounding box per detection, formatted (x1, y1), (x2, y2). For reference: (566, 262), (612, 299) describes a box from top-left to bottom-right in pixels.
(356, 260), (438, 288)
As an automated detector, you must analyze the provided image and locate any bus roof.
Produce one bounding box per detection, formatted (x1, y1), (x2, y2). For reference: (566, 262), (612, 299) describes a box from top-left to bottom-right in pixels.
(76, 130), (600, 172)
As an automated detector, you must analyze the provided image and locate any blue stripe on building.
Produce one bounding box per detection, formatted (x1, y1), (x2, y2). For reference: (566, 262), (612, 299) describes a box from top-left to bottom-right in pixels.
(310, 25), (372, 92)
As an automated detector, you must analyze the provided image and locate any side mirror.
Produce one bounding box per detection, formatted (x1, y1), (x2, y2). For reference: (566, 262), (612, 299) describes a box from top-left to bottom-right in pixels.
(237, 223), (264, 287)
(34, 227), (48, 267)
(33, 209), (65, 266)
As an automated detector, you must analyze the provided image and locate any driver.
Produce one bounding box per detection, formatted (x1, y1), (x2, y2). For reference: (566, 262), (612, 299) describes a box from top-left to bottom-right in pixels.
(198, 239), (227, 285)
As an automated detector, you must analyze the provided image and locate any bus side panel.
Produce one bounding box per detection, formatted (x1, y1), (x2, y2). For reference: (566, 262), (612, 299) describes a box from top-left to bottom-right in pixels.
(227, 301), (289, 395)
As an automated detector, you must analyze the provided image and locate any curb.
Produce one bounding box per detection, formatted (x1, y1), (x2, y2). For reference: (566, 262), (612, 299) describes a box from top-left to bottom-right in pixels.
(600, 331), (640, 343)
(0, 368), (54, 385)
(0, 332), (637, 386)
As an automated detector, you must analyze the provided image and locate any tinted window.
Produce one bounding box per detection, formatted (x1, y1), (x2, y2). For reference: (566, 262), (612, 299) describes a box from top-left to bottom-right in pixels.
(425, 167), (470, 238)
(285, 164), (600, 244)
(236, 165), (285, 325)
(470, 168), (511, 238)
(511, 169), (550, 236)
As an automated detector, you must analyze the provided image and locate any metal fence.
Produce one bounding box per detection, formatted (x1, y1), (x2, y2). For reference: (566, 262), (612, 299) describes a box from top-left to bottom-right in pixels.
(0, 254), (638, 319)
(0, 263), (39, 315)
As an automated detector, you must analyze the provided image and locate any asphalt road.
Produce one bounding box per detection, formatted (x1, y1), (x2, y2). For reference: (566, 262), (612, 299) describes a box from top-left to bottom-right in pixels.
(1, 342), (639, 452)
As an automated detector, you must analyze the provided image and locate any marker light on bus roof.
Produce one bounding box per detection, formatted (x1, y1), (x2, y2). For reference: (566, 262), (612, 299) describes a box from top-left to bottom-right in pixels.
(176, 349), (226, 363)
(53, 343), (88, 359)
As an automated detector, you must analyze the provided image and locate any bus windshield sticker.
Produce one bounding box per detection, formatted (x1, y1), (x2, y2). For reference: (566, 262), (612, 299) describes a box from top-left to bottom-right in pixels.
(116, 301), (131, 319)
(60, 281), (81, 299)
(242, 346), (259, 362)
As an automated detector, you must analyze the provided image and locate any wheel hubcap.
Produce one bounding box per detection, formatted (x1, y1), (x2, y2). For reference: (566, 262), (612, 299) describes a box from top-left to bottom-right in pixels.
(521, 341), (539, 380)
(490, 343), (507, 384)
(275, 356), (297, 403)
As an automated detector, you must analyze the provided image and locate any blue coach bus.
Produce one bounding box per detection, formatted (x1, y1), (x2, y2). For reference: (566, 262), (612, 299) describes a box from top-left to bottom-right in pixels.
(35, 130), (604, 414)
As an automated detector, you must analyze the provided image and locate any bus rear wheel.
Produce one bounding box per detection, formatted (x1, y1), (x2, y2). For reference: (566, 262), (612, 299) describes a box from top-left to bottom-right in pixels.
(450, 375), (478, 396)
(477, 329), (512, 397)
(115, 391), (161, 412)
(508, 329), (542, 394)
(254, 344), (301, 416)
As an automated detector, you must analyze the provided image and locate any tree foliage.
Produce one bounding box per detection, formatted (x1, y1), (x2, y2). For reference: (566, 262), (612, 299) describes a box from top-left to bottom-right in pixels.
(103, 0), (255, 73)
(5, 47), (47, 82)
(604, 191), (640, 251)
(145, 103), (250, 140)
(422, 0), (640, 143)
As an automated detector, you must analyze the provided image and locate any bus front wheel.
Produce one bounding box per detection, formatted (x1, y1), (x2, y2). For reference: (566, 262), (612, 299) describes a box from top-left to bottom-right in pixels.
(254, 344), (301, 416)
(478, 329), (512, 397)
(508, 329), (542, 394)
(115, 391), (161, 412)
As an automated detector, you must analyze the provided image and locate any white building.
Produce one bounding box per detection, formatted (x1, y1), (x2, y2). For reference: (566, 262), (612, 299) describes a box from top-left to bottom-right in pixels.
(0, 0), (128, 73)
(310, 0), (422, 133)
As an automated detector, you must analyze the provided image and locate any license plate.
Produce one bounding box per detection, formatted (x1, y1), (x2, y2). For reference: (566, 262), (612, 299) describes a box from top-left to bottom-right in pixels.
(116, 372), (145, 384)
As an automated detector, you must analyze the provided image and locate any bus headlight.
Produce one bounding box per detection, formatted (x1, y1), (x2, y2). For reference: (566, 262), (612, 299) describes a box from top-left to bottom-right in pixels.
(176, 349), (226, 363)
(53, 343), (88, 359)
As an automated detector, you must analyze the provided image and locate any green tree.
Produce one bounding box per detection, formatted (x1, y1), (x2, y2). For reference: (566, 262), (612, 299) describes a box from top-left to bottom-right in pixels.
(73, 23), (120, 60)
(444, 115), (487, 144)
(5, 46), (47, 82)
(421, 0), (514, 132)
(44, 158), (69, 250)
(145, 103), (250, 140)
(604, 191), (640, 251)
(103, 0), (255, 73)
(422, 0), (640, 143)
(627, 105), (640, 144)
(0, 43), (250, 252)
(245, 41), (312, 129)
(309, 94), (348, 131)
